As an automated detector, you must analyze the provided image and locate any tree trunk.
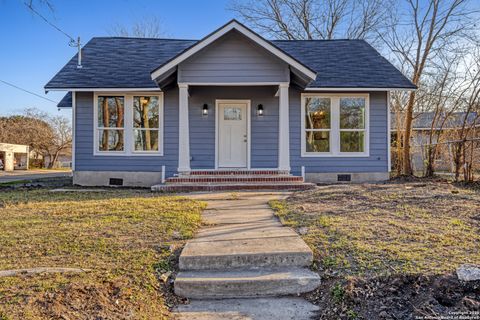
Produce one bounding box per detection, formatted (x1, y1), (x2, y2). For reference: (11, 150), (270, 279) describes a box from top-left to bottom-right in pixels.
(48, 150), (61, 169)
(102, 98), (110, 150)
(114, 97), (124, 151)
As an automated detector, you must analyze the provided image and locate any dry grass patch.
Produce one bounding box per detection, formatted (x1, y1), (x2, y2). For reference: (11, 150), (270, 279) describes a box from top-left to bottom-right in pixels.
(0, 189), (205, 320)
(271, 180), (480, 276)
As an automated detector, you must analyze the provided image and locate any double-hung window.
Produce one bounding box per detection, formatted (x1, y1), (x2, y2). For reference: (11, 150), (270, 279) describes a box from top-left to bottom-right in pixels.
(95, 93), (163, 155)
(302, 94), (369, 157)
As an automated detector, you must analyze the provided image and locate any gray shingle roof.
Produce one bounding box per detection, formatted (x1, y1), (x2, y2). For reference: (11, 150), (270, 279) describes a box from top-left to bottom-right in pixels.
(57, 92), (72, 109)
(45, 37), (415, 90)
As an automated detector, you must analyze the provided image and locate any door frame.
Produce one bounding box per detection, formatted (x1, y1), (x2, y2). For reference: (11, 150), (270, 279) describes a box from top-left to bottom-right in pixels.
(215, 99), (251, 169)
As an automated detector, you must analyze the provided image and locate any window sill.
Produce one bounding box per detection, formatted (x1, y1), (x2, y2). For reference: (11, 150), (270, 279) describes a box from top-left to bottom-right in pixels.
(94, 151), (164, 157)
(301, 152), (370, 158)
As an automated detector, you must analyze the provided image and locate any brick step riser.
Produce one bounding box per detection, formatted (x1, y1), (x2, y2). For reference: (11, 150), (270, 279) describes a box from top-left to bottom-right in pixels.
(167, 177), (304, 184)
(151, 184), (315, 192)
(182, 170), (288, 176)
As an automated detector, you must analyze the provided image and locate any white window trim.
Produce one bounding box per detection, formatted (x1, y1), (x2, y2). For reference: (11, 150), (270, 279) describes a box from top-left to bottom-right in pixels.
(301, 93), (370, 157)
(93, 92), (164, 156)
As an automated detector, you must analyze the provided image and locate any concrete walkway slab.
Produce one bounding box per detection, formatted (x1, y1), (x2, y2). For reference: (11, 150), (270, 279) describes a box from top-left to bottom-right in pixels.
(180, 236), (313, 270)
(174, 192), (320, 319)
(174, 297), (319, 320)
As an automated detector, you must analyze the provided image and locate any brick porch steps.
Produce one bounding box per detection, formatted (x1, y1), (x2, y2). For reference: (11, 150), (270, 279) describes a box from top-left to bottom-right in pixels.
(151, 182), (315, 192)
(166, 176), (304, 184)
(151, 169), (314, 192)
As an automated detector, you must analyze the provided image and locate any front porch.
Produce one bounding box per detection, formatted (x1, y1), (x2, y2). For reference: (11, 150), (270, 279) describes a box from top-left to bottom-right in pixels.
(176, 84), (292, 174)
(150, 83), (315, 191)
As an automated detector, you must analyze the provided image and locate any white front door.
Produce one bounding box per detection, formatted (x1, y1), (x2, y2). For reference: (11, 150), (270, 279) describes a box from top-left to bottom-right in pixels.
(218, 102), (248, 168)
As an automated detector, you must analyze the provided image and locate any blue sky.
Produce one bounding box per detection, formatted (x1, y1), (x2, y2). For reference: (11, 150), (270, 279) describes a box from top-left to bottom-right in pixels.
(0, 0), (233, 117)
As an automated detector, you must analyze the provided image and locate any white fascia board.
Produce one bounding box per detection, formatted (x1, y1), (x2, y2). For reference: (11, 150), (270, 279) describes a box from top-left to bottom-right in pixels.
(150, 21), (317, 81)
(305, 87), (416, 92)
(46, 88), (161, 92)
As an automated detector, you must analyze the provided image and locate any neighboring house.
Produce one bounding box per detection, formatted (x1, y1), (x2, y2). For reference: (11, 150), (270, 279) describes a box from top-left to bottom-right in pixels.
(46, 20), (415, 188)
(0, 143), (29, 171)
(392, 112), (480, 172)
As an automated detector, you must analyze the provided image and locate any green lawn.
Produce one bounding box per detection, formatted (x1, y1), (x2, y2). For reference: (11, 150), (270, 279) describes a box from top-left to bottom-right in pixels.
(0, 189), (205, 320)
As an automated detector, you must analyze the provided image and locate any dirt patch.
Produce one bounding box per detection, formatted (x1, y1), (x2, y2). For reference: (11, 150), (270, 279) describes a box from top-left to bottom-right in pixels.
(271, 179), (480, 319)
(307, 273), (480, 320)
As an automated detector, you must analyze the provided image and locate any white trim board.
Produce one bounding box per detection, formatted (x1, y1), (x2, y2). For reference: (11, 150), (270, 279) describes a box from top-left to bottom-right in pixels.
(305, 87), (416, 92)
(387, 91), (392, 172)
(300, 93), (370, 158)
(93, 91), (164, 156)
(151, 20), (317, 81)
(47, 88), (161, 92)
(180, 82), (288, 87)
(71, 92), (76, 171)
(215, 99), (251, 170)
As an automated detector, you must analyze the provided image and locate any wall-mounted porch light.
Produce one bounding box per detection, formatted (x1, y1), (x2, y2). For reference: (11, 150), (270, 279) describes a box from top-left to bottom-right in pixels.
(202, 103), (209, 116)
(257, 104), (264, 116)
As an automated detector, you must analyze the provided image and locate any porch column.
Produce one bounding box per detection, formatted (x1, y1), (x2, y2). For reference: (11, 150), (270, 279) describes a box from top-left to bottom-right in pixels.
(278, 83), (290, 171)
(178, 83), (190, 172)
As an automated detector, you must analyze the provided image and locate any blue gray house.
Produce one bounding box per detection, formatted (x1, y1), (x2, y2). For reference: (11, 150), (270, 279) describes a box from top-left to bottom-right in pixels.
(47, 20), (415, 189)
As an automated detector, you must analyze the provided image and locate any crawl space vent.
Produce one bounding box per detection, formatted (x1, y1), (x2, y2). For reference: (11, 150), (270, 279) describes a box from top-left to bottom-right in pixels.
(109, 178), (124, 186)
(337, 174), (351, 182)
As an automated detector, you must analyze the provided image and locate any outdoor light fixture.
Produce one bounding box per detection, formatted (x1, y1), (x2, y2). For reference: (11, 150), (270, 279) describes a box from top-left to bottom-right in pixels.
(257, 104), (264, 116)
(202, 103), (209, 116)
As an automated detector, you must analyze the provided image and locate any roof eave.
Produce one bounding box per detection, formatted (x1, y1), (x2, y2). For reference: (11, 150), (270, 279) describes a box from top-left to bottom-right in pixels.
(304, 86), (417, 92)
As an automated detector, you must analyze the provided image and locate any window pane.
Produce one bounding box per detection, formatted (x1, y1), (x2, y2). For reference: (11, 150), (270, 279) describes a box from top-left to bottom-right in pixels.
(340, 131), (364, 152)
(98, 130), (124, 151)
(224, 107), (242, 120)
(305, 97), (330, 129)
(134, 96), (159, 129)
(98, 96), (124, 128)
(306, 131), (329, 152)
(340, 98), (365, 129)
(134, 130), (159, 151)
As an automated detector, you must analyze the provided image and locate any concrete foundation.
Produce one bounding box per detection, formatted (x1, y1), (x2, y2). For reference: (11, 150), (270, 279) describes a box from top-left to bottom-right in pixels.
(305, 172), (389, 183)
(73, 171), (163, 187)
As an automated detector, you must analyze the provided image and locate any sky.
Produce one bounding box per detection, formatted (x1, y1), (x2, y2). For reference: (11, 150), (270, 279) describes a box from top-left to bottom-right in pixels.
(0, 0), (234, 118)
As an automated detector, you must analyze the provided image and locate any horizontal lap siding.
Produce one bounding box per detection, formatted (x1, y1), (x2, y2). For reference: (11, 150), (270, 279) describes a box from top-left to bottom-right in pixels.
(289, 89), (388, 175)
(74, 91), (179, 178)
(188, 86), (279, 169)
(178, 31), (289, 84)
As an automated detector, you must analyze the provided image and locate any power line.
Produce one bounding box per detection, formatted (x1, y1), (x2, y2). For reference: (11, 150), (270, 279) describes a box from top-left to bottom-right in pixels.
(24, 2), (76, 44)
(0, 79), (59, 104)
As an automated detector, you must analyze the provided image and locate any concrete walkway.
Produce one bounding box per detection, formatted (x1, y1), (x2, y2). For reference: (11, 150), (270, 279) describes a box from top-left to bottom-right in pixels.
(173, 192), (320, 320)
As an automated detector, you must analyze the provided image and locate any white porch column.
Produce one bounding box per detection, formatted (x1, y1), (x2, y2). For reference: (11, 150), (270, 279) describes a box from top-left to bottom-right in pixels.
(178, 83), (191, 172)
(278, 83), (290, 171)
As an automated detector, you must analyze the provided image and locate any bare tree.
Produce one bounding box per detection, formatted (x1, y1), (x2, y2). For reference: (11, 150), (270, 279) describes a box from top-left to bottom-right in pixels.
(229, 0), (390, 42)
(108, 17), (165, 38)
(48, 115), (72, 168)
(449, 51), (480, 181)
(379, 0), (475, 175)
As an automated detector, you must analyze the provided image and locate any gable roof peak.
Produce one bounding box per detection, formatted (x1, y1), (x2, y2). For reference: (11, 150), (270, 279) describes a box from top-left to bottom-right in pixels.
(150, 19), (318, 82)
